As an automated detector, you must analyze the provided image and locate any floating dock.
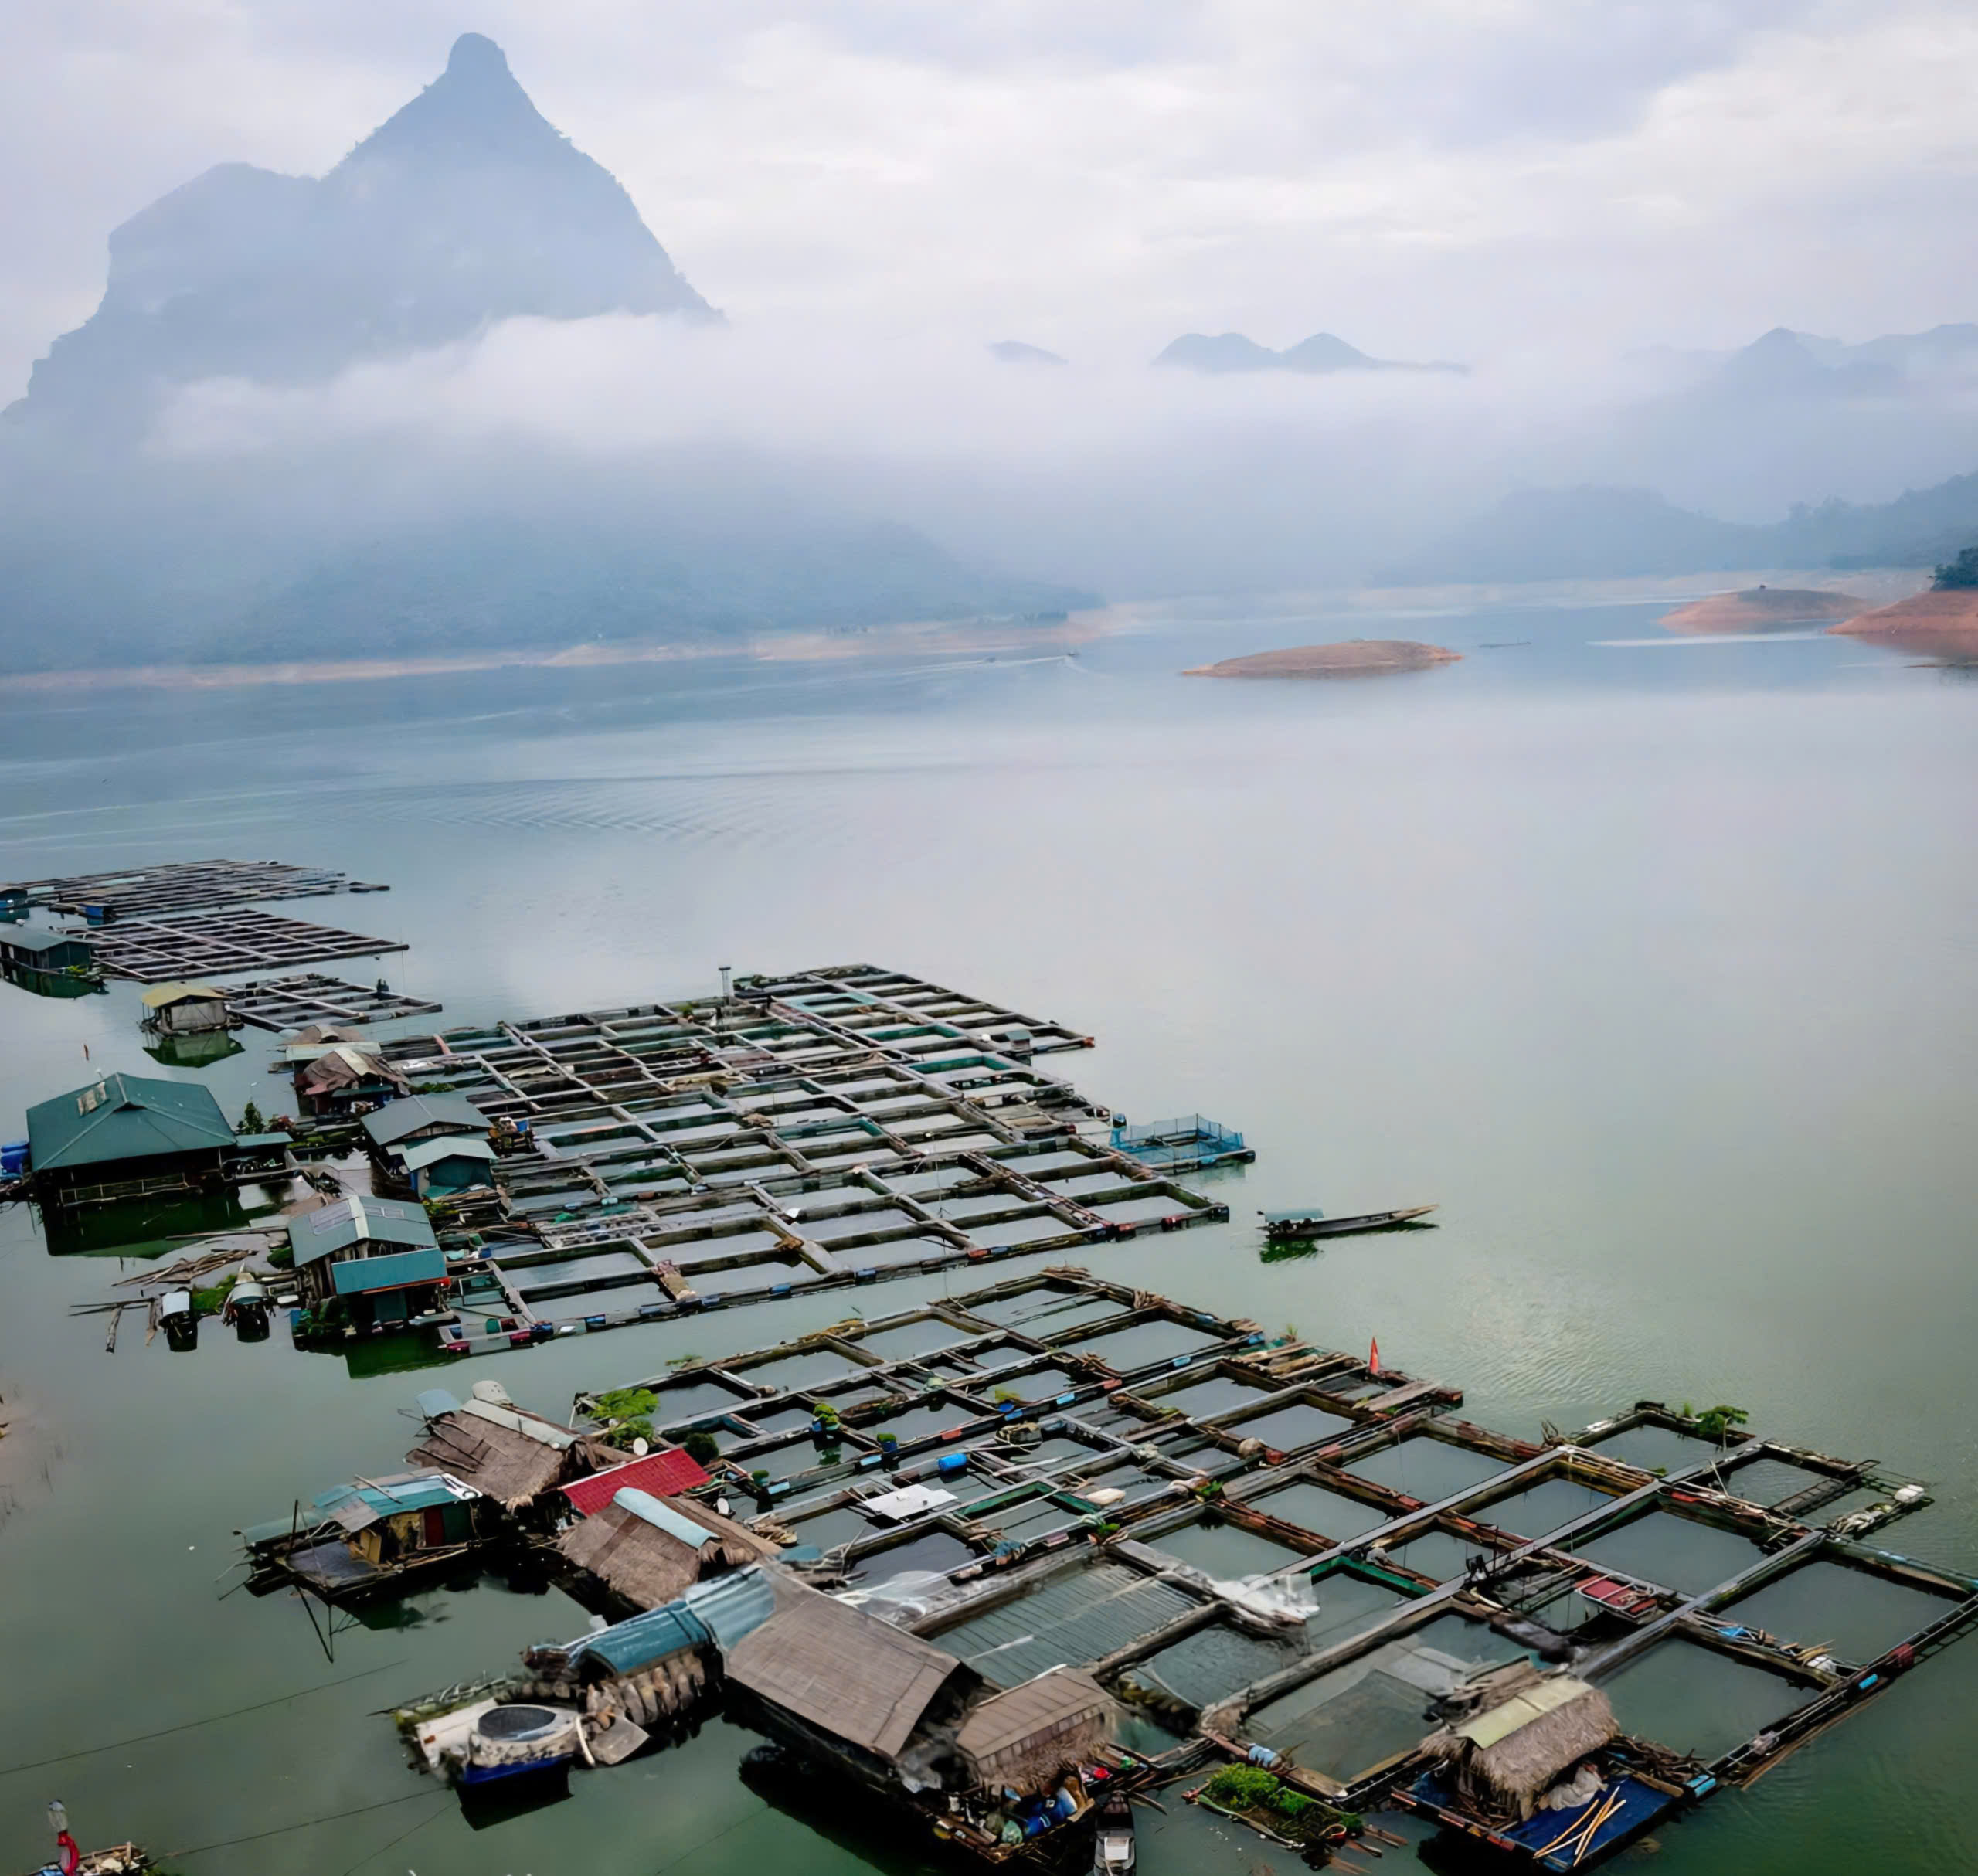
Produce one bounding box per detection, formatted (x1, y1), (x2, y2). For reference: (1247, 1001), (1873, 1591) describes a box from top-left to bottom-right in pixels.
(83, 909), (408, 982)
(222, 973), (441, 1031)
(359, 966), (1226, 1351)
(0, 858), (386, 919)
(373, 1266), (1976, 1869)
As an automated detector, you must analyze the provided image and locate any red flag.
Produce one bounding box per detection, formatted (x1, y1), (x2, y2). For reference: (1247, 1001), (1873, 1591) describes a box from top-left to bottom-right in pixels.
(1368, 1337), (1381, 1374)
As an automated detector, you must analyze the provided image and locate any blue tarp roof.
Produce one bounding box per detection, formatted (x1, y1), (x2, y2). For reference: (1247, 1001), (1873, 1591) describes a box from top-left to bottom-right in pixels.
(573, 1603), (712, 1677)
(614, 1487), (715, 1548)
(315, 1475), (471, 1517)
(330, 1246), (447, 1295)
(568, 1565), (778, 1676)
(680, 1565), (777, 1653)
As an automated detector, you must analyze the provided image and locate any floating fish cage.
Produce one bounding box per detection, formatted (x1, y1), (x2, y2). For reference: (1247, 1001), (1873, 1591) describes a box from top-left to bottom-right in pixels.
(1107, 1115), (1252, 1173)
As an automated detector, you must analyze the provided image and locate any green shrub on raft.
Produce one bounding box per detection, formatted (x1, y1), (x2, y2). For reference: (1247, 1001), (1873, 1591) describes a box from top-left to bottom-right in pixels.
(593, 1386), (658, 1422)
(1203, 1765), (1282, 1809)
(190, 1273), (238, 1317)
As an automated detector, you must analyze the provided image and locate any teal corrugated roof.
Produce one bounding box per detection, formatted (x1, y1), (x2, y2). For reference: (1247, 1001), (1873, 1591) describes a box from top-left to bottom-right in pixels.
(3, 928), (93, 957)
(398, 1133), (497, 1172)
(289, 1194), (437, 1266)
(330, 1246), (446, 1295)
(573, 1602), (712, 1677)
(680, 1566), (777, 1653)
(613, 1487), (715, 1548)
(362, 1093), (488, 1149)
(25, 1072), (233, 1172)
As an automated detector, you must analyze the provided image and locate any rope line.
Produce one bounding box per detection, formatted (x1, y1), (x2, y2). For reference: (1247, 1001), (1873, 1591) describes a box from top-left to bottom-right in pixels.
(168, 1788), (447, 1860)
(0, 1660), (407, 1777)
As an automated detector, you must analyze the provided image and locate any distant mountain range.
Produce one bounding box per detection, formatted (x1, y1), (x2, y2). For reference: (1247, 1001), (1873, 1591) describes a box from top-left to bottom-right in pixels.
(0, 36), (1093, 671)
(1392, 471), (1978, 583)
(987, 341), (1067, 366)
(6, 33), (715, 430)
(1659, 323), (1978, 393)
(1154, 331), (1465, 376)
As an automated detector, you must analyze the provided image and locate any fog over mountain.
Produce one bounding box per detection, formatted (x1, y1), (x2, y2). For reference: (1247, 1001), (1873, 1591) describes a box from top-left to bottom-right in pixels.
(1154, 332), (1463, 376)
(8, 34), (713, 434)
(8, 17), (1978, 672)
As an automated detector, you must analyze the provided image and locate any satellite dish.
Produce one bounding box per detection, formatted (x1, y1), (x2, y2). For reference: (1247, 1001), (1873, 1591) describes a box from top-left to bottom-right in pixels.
(631, 1437), (650, 1456)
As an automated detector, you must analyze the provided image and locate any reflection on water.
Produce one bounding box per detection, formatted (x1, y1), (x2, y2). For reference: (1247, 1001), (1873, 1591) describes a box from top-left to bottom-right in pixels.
(0, 600), (1972, 1874)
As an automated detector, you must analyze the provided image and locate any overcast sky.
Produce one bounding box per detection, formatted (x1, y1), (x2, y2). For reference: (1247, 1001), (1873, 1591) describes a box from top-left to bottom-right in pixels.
(8, 1), (1978, 400)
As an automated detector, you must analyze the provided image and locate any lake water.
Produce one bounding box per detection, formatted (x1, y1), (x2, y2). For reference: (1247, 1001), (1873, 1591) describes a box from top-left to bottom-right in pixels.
(0, 596), (1973, 1875)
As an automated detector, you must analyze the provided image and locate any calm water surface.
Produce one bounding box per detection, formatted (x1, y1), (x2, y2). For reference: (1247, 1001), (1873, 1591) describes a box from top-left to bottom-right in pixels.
(0, 600), (1972, 1875)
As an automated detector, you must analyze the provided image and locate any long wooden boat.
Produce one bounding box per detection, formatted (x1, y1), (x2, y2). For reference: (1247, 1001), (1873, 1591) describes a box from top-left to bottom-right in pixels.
(1259, 1205), (1436, 1242)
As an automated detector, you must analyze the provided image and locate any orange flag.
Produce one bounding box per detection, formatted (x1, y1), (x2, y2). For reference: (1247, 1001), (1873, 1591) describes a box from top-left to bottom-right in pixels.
(1368, 1336), (1381, 1374)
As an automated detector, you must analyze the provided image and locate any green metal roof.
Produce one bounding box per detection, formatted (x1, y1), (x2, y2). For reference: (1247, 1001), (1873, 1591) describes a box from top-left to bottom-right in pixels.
(397, 1133), (497, 1172)
(330, 1246), (447, 1295)
(289, 1193), (437, 1266)
(362, 1093), (488, 1149)
(2, 928), (93, 957)
(25, 1072), (233, 1171)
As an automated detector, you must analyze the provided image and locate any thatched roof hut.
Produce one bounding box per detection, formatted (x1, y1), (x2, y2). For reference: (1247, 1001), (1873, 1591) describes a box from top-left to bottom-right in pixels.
(406, 1407), (593, 1510)
(1422, 1674), (1618, 1820)
(726, 1584), (979, 1762)
(956, 1669), (1113, 1793)
(558, 1489), (776, 1611)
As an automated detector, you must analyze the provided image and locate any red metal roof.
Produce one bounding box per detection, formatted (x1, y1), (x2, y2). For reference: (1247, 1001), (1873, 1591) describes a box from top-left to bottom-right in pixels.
(561, 1447), (711, 1516)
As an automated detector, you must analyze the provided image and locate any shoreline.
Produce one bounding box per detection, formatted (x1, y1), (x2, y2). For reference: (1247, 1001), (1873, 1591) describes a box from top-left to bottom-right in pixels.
(0, 613), (1104, 699)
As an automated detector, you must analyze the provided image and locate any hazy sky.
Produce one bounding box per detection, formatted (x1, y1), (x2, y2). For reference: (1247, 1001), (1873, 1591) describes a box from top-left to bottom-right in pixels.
(8, 2), (1978, 401)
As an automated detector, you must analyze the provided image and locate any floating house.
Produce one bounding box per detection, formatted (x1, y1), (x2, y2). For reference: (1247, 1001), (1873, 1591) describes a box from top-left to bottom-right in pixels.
(287, 1193), (448, 1329)
(24, 1072), (236, 1203)
(1, 926), (97, 977)
(406, 1383), (606, 1512)
(726, 1584), (984, 1788)
(556, 1466), (774, 1613)
(293, 1045), (410, 1117)
(362, 1093), (494, 1198)
(138, 981), (233, 1035)
(1422, 1669), (1619, 1822)
(954, 1669), (1113, 1794)
(240, 1468), (491, 1602)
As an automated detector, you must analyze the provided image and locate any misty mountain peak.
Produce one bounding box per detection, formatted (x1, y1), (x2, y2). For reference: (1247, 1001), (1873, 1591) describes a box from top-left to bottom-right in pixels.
(8, 32), (716, 431)
(1154, 329), (1463, 376)
(341, 32), (557, 168)
(448, 31), (511, 78)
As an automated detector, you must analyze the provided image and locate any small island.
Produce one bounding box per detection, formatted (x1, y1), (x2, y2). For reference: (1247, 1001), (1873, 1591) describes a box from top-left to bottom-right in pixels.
(1182, 639), (1462, 679)
(1830, 545), (1978, 662)
(1658, 586), (1864, 634)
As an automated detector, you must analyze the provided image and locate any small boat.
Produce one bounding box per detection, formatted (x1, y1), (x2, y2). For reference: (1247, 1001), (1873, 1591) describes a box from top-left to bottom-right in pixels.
(456, 1703), (581, 1790)
(1259, 1205), (1437, 1242)
(22, 1801), (149, 1876)
(1092, 1791), (1135, 1874)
